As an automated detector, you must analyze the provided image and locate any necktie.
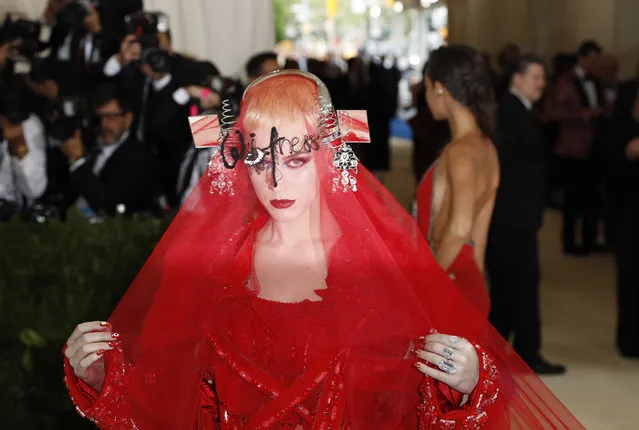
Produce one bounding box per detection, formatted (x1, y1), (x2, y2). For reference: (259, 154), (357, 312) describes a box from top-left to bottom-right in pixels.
(136, 79), (151, 142)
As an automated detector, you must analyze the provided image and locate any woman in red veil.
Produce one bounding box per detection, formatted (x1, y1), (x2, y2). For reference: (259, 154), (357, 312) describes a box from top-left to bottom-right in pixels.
(63, 70), (583, 429)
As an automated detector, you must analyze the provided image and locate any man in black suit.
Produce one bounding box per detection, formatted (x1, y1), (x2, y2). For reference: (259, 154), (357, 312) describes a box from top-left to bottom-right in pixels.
(60, 83), (160, 217)
(607, 89), (639, 358)
(101, 13), (221, 207)
(487, 55), (566, 375)
(33, 0), (124, 99)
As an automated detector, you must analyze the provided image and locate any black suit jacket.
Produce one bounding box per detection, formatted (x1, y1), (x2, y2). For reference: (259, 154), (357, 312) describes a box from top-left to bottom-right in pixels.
(69, 134), (160, 216)
(608, 113), (639, 199)
(491, 93), (546, 231)
(44, 26), (120, 96)
(571, 73), (604, 110)
(116, 55), (215, 157)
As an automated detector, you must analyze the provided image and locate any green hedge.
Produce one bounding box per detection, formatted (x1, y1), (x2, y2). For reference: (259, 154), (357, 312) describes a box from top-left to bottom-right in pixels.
(0, 213), (166, 429)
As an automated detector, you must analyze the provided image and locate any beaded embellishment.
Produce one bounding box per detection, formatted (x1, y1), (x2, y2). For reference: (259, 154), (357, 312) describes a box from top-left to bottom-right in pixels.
(332, 143), (359, 193)
(417, 343), (501, 429)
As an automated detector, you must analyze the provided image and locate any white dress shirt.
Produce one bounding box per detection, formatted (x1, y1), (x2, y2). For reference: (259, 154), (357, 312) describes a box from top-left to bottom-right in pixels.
(0, 115), (48, 203)
(574, 65), (599, 108)
(70, 131), (130, 174)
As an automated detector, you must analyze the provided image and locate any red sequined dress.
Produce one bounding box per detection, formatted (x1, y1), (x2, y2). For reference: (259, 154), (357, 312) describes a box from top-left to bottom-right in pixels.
(416, 159), (491, 316)
(63, 219), (503, 429)
(62, 123), (583, 428)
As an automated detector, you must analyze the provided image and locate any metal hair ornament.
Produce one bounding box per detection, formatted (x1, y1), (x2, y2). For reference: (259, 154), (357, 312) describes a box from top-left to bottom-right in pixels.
(188, 70), (371, 194)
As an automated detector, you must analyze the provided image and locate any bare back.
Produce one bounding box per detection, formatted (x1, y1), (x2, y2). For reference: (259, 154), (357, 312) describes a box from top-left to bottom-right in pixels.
(430, 135), (500, 272)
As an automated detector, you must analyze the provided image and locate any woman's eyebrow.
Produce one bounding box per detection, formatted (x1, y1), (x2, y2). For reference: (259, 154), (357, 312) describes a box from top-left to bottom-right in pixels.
(282, 152), (312, 160)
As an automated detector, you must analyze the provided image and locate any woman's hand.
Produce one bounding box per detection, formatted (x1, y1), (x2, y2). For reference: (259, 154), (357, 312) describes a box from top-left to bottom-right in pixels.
(64, 321), (119, 392)
(415, 333), (479, 395)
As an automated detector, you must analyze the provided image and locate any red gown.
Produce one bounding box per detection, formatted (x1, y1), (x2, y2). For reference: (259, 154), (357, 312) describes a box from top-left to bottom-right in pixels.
(62, 77), (584, 428)
(63, 218), (503, 429)
(416, 160), (491, 316)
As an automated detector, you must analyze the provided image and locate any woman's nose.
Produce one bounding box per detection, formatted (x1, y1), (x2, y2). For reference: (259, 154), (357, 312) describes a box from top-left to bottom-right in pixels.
(266, 170), (277, 191)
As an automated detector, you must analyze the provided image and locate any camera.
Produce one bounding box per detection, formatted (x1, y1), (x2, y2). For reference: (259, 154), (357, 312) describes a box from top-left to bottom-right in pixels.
(46, 97), (88, 142)
(189, 76), (243, 117)
(124, 11), (171, 74)
(0, 14), (52, 46)
(0, 14), (52, 81)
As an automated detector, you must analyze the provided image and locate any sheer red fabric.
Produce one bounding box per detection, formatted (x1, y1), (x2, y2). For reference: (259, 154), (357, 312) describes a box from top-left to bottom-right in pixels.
(64, 73), (583, 429)
(416, 160), (491, 316)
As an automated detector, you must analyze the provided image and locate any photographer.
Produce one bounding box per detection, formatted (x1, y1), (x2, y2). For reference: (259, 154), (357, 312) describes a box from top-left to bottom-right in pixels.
(0, 97), (48, 221)
(101, 11), (221, 206)
(61, 83), (160, 217)
(31, 0), (123, 99)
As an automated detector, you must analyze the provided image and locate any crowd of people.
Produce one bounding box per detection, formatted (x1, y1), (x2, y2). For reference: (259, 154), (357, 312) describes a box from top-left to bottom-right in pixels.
(0, 0), (402, 223)
(2, 1), (638, 426)
(410, 40), (639, 367)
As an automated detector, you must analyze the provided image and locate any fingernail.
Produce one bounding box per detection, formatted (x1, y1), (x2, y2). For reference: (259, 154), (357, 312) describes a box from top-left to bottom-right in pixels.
(108, 341), (119, 347)
(96, 350), (105, 356)
(414, 362), (422, 369)
(99, 321), (110, 327)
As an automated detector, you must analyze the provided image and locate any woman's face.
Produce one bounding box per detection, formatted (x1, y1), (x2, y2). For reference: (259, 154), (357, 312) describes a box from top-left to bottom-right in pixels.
(424, 75), (447, 120)
(248, 122), (320, 223)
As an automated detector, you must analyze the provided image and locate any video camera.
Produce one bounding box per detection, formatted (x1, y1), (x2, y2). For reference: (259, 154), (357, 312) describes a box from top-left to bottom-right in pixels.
(0, 14), (52, 81)
(46, 97), (89, 142)
(124, 11), (171, 74)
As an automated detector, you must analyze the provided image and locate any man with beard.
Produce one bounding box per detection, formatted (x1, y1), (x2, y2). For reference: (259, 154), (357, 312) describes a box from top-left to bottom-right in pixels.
(61, 83), (160, 217)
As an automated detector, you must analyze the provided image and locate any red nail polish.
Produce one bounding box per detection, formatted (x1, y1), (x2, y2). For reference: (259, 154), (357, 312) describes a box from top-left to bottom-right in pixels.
(414, 362), (421, 369)
(108, 341), (119, 347)
(111, 332), (120, 339)
(99, 322), (110, 327)
(96, 350), (105, 356)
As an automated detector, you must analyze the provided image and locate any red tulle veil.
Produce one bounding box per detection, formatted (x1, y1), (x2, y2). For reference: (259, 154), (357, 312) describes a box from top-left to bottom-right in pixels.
(69, 71), (583, 429)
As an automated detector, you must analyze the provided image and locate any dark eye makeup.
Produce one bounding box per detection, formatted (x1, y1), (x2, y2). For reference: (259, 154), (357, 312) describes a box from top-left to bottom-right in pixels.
(284, 154), (312, 169)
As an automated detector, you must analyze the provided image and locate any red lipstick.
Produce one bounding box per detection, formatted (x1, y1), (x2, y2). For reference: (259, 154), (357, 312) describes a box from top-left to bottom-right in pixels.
(270, 199), (295, 209)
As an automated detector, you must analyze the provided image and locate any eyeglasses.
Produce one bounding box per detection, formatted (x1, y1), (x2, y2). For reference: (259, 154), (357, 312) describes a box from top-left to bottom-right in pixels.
(96, 112), (125, 121)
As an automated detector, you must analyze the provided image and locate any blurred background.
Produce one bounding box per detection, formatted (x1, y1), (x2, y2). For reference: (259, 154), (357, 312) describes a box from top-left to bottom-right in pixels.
(0, 0), (638, 428)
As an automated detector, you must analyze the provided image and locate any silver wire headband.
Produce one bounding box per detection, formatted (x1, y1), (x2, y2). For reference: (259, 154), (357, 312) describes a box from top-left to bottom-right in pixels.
(242, 70), (340, 145)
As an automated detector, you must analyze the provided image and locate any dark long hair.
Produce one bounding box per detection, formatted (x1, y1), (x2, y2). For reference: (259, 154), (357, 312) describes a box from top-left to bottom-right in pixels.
(425, 45), (496, 140)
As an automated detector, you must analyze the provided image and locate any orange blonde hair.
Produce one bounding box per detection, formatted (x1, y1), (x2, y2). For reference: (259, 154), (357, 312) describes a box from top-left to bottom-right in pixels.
(240, 76), (320, 132)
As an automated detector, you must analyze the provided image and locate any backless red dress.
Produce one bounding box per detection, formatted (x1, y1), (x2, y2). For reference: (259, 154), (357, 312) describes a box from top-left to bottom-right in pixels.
(416, 159), (491, 316)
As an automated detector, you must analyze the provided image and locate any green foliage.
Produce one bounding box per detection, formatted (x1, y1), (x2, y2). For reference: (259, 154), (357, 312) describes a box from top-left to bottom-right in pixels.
(273, 0), (292, 43)
(0, 212), (166, 428)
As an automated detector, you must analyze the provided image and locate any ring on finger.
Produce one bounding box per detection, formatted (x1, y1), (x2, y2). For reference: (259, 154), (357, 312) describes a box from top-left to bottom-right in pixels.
(442, 345), (454, 360)
(450, 335), (461, 349)
(438, 359), (457, 374)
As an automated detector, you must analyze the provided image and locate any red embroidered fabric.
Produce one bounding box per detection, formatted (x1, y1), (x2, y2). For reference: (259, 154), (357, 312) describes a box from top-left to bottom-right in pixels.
(63, 74), (583, 429)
